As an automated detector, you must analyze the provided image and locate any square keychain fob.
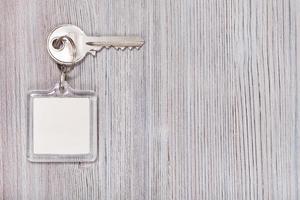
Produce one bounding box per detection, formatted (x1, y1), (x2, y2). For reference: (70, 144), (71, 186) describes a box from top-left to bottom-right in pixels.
(27, 24), (144, 162)
(27, 81), (97, 162)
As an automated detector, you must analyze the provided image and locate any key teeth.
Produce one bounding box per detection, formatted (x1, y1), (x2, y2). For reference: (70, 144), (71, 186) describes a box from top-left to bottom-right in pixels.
(90, 46), (142, 52)
(117, 46), (141, 51)
(90, 50), (97, 56)
(109, 46), (144, 51)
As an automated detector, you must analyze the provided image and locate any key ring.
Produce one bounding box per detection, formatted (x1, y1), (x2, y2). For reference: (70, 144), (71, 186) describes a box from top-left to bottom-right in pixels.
(27, 24), (144, 163)
(52, 35), (77, 89)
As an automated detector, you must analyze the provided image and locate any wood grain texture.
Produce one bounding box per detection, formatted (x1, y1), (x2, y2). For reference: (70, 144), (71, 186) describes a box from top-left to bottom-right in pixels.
(0, 0), (299, 199)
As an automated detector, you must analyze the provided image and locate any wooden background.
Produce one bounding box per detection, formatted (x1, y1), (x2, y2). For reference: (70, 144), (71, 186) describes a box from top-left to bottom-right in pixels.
(0, 0), (299, 199)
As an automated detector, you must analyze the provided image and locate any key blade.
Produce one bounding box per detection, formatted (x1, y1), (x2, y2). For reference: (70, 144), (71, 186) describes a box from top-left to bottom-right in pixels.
(85, 36), (144, 52)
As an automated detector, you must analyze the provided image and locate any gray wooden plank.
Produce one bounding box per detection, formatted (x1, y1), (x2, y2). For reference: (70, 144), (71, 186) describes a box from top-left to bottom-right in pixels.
(296, 0), (300, 198)
(0, 1), (5, 199)
(0, 0), (299, 199)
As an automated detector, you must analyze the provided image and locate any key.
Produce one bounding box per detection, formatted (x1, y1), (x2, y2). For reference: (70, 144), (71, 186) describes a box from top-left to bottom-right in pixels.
(47, 24), (144, 65)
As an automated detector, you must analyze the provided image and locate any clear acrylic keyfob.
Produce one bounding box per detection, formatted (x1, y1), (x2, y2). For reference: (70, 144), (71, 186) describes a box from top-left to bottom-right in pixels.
(27, 81), (97, 162)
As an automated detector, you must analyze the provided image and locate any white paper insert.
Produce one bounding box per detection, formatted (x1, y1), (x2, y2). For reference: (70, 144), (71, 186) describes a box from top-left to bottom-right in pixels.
(33, 97), (90, 154)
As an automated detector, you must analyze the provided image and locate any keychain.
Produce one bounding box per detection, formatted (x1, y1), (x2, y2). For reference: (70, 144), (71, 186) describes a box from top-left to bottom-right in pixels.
(27, 24), (144, 162)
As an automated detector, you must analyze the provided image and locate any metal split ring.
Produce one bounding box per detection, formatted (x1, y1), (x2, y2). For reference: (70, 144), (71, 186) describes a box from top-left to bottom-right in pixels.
(53, 35), (77, 89)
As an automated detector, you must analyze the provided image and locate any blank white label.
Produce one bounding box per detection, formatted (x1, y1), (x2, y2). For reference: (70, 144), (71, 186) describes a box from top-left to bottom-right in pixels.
(33, 98), (90, 154)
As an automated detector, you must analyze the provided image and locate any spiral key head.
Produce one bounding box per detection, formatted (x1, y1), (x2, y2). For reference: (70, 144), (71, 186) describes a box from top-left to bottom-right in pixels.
(47, 24), (87, 65)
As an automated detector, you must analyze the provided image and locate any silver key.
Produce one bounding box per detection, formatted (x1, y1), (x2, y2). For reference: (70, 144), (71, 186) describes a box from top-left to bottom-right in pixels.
(47, 24), (144, 65)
